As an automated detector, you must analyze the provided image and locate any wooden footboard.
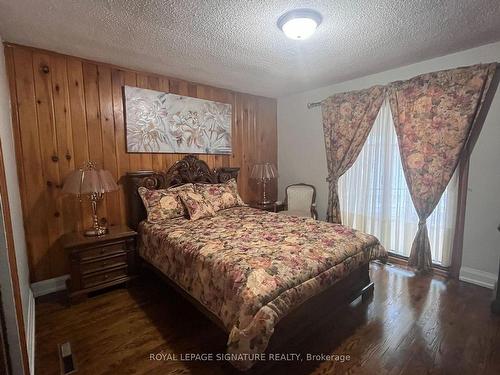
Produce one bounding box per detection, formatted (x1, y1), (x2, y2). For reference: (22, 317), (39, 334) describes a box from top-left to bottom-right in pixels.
(266, 262), (373, 352)
(140, 257), (373, 349)
(140, 259), (229, 332)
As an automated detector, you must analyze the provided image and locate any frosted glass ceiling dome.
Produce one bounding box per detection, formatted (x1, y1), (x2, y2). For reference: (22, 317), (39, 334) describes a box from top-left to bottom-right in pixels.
(277, 8), (322, 40)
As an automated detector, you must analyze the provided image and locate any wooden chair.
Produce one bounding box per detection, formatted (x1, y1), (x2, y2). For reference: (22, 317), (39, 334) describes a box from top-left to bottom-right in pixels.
(277, 183), (318, 219)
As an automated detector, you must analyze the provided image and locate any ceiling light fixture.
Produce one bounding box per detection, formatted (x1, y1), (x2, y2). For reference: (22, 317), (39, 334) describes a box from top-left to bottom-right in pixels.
(277, 8), (322, 40)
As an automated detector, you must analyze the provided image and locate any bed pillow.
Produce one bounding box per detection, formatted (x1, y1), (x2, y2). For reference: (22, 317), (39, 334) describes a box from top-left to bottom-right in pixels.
(178, 189), (216, 220)
(138, 184), (194, 223)
(195, 179), (245, 212)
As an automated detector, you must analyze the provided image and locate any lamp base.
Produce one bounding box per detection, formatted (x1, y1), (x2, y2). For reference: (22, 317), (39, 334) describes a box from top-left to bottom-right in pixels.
(84, 226), (108, 237)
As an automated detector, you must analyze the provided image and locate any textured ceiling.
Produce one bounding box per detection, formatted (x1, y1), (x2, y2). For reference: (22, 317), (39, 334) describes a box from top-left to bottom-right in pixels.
(1, 0), (500, 97)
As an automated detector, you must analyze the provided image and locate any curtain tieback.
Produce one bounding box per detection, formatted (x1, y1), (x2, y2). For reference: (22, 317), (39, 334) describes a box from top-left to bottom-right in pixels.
(326, 175), (337, 183)
(418, 219), (427, 226)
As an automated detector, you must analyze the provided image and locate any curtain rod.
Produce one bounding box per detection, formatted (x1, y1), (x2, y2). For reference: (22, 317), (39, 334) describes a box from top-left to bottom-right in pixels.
(307, 101), (322, 109)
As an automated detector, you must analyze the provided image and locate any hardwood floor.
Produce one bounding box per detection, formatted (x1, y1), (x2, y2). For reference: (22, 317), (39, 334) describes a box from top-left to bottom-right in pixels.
(35, 262), (500, 375)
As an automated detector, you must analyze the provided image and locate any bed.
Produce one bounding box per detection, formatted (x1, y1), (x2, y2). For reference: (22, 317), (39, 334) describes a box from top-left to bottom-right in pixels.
(125, 155), (387, 370)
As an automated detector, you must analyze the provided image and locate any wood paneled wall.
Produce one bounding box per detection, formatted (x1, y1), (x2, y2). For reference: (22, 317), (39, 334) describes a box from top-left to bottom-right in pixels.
(4, 43), (277, 282)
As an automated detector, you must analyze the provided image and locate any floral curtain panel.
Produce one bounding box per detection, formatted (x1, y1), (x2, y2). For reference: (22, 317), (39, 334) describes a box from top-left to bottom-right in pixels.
(321, 86), (386, 223)
(388, 63), (497, 272)
(338, 99), (458, 267)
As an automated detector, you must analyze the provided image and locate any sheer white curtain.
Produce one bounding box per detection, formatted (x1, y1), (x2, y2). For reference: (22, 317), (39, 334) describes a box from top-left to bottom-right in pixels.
(338, 99), (457, 266)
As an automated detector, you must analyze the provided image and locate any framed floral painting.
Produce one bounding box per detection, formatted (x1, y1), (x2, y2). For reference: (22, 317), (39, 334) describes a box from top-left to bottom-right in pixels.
(124, 86), (232, 154)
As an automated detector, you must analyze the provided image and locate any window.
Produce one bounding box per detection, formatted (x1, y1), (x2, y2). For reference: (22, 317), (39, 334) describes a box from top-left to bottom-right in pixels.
(338, 99), (457, 266)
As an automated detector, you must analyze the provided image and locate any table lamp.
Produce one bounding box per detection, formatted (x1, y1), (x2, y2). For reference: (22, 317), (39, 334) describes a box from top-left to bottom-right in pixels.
(62, 161), (119, 236)
(250, 162), (278, 205)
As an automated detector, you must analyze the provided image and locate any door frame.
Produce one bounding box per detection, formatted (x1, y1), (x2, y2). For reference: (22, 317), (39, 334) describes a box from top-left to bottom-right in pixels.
(0, 138), (29, 374)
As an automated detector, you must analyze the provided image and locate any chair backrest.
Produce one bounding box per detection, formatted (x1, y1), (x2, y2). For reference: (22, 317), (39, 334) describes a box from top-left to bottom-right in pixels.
(286, 184), (315, 212)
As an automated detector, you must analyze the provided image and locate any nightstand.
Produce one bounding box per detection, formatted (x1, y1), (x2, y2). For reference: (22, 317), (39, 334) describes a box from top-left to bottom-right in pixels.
(62, 225), (138, 303)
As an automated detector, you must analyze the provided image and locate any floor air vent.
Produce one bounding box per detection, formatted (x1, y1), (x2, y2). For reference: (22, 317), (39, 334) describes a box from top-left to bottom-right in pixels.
(59, 341), (76, 374)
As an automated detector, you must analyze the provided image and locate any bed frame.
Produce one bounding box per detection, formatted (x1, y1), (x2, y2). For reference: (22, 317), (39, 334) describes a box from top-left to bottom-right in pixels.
(125, 154), (374, 339)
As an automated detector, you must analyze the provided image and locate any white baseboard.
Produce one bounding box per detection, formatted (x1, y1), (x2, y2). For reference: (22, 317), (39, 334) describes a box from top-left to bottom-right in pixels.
(26, 289), (35, 375)
(459, 266), (497, 289)
(31, 275), (69, 297)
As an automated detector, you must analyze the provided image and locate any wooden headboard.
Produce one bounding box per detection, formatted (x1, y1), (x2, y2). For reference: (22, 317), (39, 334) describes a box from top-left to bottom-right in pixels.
(125, 154), (239, 230)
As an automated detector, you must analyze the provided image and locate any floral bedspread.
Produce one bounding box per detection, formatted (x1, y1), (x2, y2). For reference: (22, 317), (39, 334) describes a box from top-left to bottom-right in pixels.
(139, 207), (386, 370)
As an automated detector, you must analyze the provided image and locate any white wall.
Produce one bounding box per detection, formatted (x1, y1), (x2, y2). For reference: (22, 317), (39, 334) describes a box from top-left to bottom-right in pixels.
(0, 36), (32, 374)
(278, 41), (500, 283)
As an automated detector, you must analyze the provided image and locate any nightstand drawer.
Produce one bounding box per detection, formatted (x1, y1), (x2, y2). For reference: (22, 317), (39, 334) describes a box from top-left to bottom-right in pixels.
(82, 266), (128, 288)
(81, 253), (128, 275)
(79, 242), (126, 261)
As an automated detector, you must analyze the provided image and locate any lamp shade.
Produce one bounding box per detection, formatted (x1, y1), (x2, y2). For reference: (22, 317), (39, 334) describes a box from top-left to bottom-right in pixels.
(62, 163), (119, 196)
(250, 163), (278, 180)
